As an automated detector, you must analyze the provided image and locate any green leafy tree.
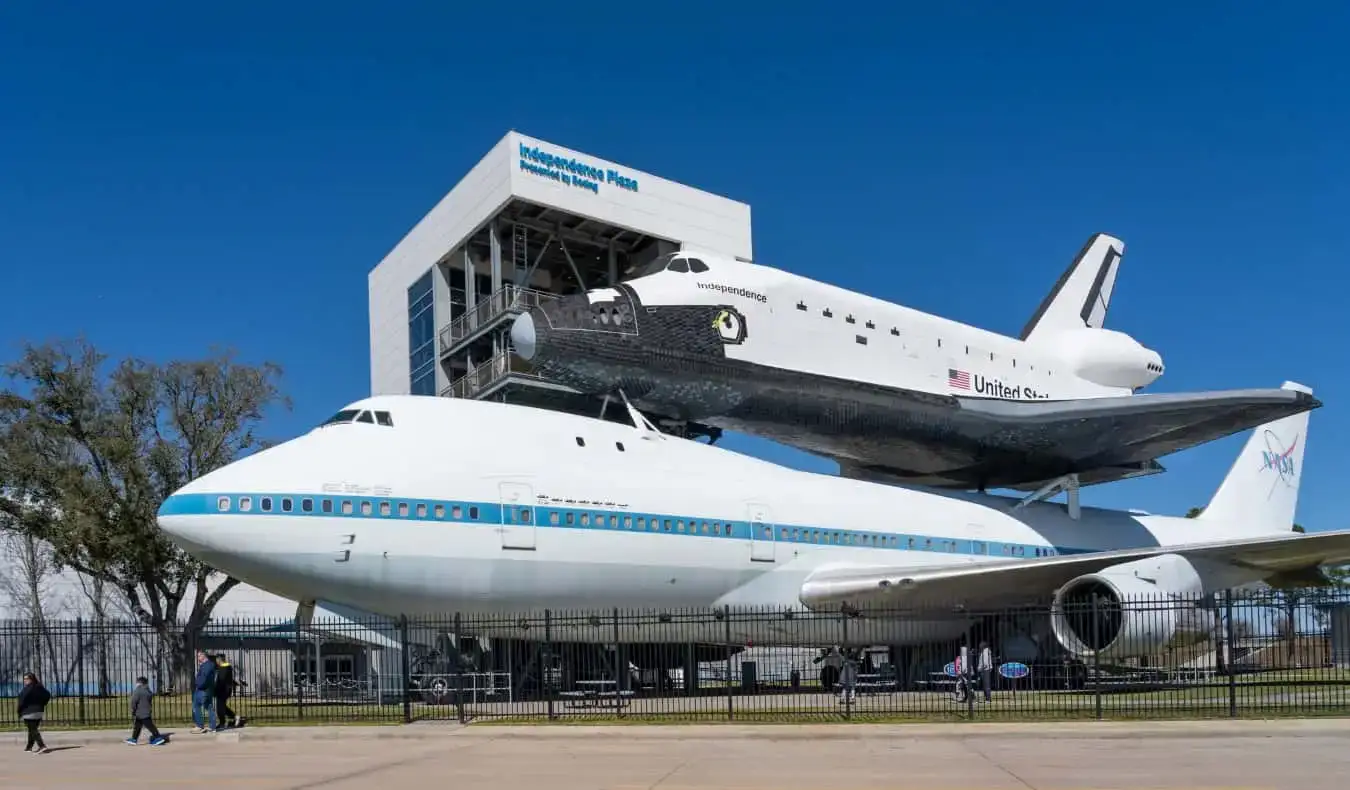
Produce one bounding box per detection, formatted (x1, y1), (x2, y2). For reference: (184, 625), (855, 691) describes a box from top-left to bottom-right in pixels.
(0, 338), (288, 684)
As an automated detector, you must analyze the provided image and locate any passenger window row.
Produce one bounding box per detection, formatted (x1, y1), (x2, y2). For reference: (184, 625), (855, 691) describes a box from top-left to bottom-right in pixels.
(792, 301), (1052, 375)
(216, 495), (480, 522)
(212, 495), (1062, 558)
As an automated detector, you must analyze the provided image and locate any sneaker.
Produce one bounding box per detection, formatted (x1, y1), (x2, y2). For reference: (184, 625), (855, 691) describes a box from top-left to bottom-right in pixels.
(37, 747), (51, 754)
(190, 727), (204, 734)
(124, 738), (138, 745)
(149, 737), (166, 746)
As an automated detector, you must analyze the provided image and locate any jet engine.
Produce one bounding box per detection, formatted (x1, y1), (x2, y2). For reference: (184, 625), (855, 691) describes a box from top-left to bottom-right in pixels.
(1048, 327), (1164, 390)
(1049, 554), (1216, 661)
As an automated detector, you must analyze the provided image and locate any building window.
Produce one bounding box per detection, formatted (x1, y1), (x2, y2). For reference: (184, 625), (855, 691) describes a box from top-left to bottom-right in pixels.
(408, 270), (436, 396)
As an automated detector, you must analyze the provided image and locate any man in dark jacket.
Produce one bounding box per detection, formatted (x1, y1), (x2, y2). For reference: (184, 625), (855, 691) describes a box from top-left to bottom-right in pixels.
(125, 677), (165, 745)
(213, 654), (245, 730)
(191, 650), (217, 733)
(18, 672), (52, 753)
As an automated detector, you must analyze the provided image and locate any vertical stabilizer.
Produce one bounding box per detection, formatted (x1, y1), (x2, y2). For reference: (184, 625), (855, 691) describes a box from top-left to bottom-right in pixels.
(1198, 382), (1312, 531)
(1020, 233), (1125, 342)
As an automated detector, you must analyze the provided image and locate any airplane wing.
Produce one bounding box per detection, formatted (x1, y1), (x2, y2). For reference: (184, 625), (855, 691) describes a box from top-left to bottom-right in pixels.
(946, 385), (1320, 490)
(798, 529), (1350, 612)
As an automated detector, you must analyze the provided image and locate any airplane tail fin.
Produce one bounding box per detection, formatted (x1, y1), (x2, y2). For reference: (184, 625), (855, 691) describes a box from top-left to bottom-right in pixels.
(1020, 233), (1125, 343)
(1198, 382), (1312, 531)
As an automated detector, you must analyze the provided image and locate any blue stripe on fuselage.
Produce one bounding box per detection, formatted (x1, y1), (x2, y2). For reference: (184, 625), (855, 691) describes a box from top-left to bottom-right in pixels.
(159, 492), (1091, 560)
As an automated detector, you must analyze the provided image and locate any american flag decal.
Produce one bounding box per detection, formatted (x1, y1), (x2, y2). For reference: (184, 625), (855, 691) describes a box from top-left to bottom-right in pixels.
(948, 368), (971, 390)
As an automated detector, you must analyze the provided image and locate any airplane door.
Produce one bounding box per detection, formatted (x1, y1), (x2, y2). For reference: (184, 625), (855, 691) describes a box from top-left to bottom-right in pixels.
(499, 482), (536, 551)
(747, 502), (776, 563)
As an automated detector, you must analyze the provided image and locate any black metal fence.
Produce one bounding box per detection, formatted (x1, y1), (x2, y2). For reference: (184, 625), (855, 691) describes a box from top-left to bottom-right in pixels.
(4, 588), (1349, 729)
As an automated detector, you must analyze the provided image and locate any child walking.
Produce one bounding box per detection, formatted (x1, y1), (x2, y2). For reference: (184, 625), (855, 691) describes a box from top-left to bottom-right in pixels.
(125, 677), (166, 746)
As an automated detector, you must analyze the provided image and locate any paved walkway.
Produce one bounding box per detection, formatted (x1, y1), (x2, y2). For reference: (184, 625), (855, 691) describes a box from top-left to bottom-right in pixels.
(1, 719), (1347, 788)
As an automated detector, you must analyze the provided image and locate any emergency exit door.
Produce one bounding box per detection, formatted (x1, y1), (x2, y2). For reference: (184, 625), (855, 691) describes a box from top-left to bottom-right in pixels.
(499, 481), (536, 551)
(747, 502), (776, 563)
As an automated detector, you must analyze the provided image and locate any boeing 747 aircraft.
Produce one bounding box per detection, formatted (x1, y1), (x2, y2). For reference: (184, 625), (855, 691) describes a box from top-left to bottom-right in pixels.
(158, 384), (1350, 678)
(509, 234), (1319, 496)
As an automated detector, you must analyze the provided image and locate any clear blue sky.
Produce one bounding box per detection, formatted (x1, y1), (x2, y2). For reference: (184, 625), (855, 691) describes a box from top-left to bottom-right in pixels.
(2, 3), (1346, 528)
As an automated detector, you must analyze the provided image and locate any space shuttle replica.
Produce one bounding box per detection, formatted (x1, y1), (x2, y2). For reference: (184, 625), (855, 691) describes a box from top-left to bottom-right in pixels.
(511, 233), (1320, 503)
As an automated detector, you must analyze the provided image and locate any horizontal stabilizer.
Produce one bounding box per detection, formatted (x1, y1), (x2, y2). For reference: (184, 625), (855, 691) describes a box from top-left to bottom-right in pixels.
(1021, 233), (1124, 342)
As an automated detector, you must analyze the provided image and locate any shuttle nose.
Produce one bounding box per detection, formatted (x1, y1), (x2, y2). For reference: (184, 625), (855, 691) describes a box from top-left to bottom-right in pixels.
(511, 312), (537, 361)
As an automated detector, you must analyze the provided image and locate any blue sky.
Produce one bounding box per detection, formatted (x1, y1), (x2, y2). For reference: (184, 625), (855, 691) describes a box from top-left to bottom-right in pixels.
(2, 3), (1346, 528)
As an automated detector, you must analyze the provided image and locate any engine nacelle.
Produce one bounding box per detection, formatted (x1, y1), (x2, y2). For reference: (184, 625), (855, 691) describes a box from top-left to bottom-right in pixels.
(1050, 554), (1216, 661)
(1047, 327), (1165, 390)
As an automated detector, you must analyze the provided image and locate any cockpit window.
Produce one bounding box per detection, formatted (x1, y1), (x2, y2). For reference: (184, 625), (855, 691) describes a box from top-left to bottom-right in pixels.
(356, 410), (375, 424)
(667, 257), (690, 273)
(375, 410), (394, 427)
(320, 409), (360, 427)
(626, 252), (679, 279)
(687, 258), (708, 273)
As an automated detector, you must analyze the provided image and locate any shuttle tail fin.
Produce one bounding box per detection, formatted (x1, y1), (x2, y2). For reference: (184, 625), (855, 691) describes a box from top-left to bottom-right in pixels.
(1197, 382), (1313, 532)
(1020, 233), (1125, 343)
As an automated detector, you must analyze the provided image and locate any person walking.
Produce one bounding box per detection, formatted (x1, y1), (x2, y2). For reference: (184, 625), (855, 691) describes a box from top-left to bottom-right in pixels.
(213, 654), (246, 729)
(191, 650), (218, 733)
(17, 672), (52, 754)
(978, 641), (994, 703)
(125, 676), (166, 746)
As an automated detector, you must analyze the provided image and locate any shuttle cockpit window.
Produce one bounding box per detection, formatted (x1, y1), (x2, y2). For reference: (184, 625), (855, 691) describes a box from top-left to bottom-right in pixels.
(627, 252), (680, 279)
(666, 257), (690, 273)
(355, 411), (375, 424)
(374, 410), (394, 427)
(687, 258), (709, 273)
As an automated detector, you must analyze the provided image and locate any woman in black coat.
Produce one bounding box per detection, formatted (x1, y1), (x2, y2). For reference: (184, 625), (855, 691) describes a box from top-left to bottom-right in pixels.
(17, 672), (52, 754)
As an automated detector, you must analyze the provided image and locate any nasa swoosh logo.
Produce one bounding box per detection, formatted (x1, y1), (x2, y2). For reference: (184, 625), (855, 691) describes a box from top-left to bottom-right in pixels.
(1259, 430), (1298, 496)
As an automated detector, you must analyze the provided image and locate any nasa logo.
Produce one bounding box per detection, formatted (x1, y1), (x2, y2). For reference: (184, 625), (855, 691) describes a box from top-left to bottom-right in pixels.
(998, 661), (1031, 680)
(1259, 430), (1298, 490)
(712, 307), (747, 345)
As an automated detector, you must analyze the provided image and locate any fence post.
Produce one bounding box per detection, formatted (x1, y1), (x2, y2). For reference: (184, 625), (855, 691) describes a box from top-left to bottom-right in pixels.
(1225, 591), (1237, 718)
(842, 612), (852, 720)
(1092, 596), (1102, 721)
(294, 619), (304, 721)
(724, 608), (733, 722)
(453, 613), (466, 724)
(76, 617), (86, 725)
(612, 608), (623, 720)
(544, 610), (555, 721)
(399, 616), (412, 724)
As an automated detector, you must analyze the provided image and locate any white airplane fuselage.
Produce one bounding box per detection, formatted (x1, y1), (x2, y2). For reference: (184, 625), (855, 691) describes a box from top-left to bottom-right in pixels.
(158, 396), (1281, 648)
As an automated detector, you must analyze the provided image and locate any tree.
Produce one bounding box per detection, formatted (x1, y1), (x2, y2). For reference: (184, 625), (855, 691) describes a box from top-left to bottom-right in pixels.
(0, 527), (68, 677)
(0, 338), (288, 684)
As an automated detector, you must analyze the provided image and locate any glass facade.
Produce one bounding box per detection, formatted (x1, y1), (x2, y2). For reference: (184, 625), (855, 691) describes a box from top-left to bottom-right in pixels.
(408, 270), (436, 395)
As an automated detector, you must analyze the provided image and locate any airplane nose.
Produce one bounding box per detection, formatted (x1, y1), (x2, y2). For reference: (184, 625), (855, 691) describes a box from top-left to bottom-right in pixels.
(156, 487), (214, 552)
(511, 312), (536, 361)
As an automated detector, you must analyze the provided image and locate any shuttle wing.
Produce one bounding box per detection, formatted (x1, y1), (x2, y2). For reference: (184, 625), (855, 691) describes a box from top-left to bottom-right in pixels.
(943, 385), (1319, 490)
(798, 529), (1350, 612)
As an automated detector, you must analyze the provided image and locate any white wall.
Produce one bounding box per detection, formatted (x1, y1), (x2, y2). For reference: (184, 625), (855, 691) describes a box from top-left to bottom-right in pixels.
(0, 534), (312, 624)
(367, 135), (515, 397)
(510, 131), (753, 262)
(368, 130), (755, 397)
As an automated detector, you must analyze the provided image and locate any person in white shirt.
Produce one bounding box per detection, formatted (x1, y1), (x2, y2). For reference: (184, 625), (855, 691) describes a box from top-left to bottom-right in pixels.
(977, 641), (994, 703)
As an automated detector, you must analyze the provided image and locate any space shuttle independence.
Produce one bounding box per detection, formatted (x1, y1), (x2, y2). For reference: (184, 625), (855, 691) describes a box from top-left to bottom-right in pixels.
(510, 233), (1320, 499)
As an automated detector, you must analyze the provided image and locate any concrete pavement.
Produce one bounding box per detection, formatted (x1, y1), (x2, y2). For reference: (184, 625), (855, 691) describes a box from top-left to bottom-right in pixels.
(1, 718), (1347, 788)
